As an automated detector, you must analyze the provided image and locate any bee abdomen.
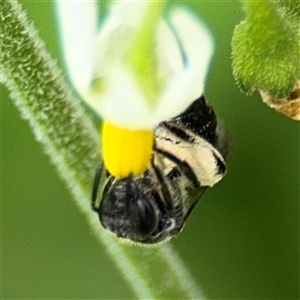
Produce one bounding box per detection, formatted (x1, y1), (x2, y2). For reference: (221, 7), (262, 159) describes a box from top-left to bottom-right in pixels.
(154, 147), (201, 188)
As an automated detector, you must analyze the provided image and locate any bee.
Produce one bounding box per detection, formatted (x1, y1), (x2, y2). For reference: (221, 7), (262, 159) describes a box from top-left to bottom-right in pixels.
(92, 95), (231, 244)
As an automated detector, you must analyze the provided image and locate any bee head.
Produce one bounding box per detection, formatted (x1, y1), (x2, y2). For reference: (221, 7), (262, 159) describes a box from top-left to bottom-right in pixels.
(99, 176), (158, 242)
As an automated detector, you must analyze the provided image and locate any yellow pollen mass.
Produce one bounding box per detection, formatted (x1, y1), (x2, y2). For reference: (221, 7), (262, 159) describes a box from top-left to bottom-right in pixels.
(102, 121), (154, 178)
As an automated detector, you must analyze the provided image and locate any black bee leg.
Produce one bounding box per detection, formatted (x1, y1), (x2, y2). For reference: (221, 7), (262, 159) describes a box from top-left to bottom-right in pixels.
(151, 157), (174, 210)
(91, 163), (104, 212)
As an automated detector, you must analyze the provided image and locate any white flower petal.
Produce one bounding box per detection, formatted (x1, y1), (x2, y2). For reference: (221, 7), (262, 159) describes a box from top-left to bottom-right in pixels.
(108, 1), (149, 29)
(87, 66), (158, 129)
(102, 67), (155, 129)
(156, 20), (184, 83)
(61, 2), (214, 131)
(93, 1), (150, 77)
(169, 7), (214, 93)
(155, 7), (214, 122)
(88, 6), (213, 129)
(55, 0), (98, 96)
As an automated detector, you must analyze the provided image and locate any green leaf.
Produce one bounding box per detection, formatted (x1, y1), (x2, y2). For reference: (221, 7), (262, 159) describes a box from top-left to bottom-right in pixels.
(231, 1), (300, 97)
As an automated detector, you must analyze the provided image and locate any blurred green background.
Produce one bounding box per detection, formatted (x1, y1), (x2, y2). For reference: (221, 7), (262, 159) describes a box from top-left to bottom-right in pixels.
(2, 1), (299, 299)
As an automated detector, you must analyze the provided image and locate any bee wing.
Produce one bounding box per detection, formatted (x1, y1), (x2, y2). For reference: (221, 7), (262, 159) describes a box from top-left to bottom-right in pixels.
(183, 186), (207, 223)
(215, 119), (232, 162)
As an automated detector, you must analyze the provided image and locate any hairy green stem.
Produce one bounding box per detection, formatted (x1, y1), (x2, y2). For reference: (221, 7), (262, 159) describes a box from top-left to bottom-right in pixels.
(0, 0), (205, 298)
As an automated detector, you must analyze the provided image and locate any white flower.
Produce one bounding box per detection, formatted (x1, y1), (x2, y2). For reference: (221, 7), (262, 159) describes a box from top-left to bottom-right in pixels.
(55, 1), (214, 178)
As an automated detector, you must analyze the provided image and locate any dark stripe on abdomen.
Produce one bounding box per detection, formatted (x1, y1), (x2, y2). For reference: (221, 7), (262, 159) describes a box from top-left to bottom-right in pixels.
(154, 147), (201, 188)
(213, 153), (226, 174)
(161, 122), (195, 143)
